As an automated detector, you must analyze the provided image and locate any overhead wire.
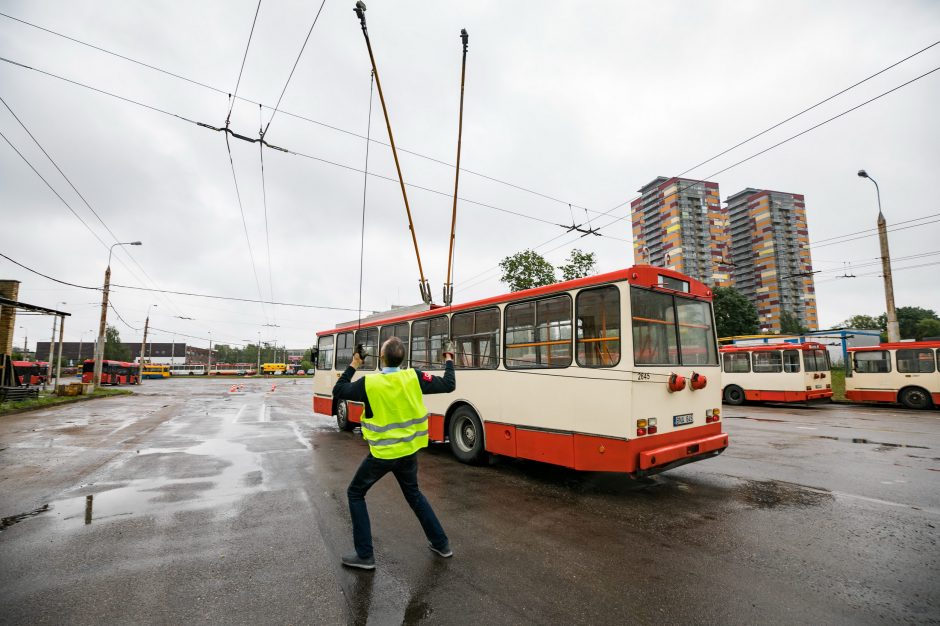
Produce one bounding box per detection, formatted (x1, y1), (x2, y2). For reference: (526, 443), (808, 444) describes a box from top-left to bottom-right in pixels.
(225, 0), (262, 126)
(0, 11), (600, 216)
(257, 104), (276, 327)
(0, 94), (187, 319)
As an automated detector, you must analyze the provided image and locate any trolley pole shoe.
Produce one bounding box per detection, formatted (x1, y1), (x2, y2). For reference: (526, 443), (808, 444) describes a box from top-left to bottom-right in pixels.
(428, 542), (453, 558)
(341, 553), (376, 570)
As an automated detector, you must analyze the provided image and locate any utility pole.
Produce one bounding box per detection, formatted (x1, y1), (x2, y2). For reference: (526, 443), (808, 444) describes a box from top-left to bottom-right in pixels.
(55, 314), (65, 391)
(137, 306), (154, 384)
(94, 241), (141, 390)
(857, 170), (900, 342)
(207, 331), (213, 374)
(45, 314), (57, 391)
(256, 331), (261, 375)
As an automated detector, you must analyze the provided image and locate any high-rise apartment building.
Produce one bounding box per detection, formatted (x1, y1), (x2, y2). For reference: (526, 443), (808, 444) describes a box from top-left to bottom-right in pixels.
(631, 176), (730, 287)
(725, 189), (818, 332)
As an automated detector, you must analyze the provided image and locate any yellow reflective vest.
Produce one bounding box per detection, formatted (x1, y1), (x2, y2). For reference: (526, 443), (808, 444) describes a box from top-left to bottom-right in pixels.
(362, 369), (430, 459)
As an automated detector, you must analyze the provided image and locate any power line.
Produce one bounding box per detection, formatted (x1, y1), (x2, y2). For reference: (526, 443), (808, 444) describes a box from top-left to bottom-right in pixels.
(0, 252), (365, 312)
(0, 11), (597, 217)
(0, 55), (620, 237)
(811, 213), (940, 244)
(261, 0), (327, 137)
(0, 94), (187, 319)
(257, 106), (276, 327)
(226, 0), (262, 125)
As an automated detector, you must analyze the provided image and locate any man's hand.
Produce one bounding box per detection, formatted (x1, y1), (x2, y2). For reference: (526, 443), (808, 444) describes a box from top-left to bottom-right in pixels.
(442, 340), (455, 363)
(350, 352), (363, 369)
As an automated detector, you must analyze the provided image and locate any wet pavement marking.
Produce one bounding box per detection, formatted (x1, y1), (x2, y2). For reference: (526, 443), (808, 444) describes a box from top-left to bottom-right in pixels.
(814, 436), (928, 449)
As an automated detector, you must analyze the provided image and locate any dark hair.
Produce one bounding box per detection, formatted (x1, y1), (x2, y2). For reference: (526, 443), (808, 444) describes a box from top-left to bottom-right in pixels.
(383, 336), (406, 367)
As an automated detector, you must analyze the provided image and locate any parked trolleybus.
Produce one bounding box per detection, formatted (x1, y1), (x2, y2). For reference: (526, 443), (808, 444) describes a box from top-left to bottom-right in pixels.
(312, 266), (728, 476)
(261, 363), (287, 375)
(845, 341), (939, 410)
(169, 364), (206, 376)
(81, 360), (139, 385)
(719, 342), (832, 405)
(12, 361), (45, 386)
(142, 364), (171, 379)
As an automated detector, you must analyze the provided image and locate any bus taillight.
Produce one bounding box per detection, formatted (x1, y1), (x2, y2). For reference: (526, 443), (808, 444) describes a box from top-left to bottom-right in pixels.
(636, 419), (647, 436)
(705, 408), (721, 423)
(648, 417), (658, 434)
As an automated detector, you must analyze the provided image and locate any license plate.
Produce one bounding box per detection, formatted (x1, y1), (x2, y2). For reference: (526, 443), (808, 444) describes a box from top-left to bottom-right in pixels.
(673, 413), (694, 427)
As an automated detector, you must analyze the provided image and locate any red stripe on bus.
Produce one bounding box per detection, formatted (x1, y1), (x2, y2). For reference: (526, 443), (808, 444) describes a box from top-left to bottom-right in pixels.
(313, 396), (332, 416)
(744, 389), (833, 402)
(845, 390), (897, 403)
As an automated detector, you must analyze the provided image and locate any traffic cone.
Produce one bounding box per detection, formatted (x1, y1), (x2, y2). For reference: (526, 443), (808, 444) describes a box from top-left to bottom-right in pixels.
(270, 383), (277, 392)
(230, 385), (237, 393)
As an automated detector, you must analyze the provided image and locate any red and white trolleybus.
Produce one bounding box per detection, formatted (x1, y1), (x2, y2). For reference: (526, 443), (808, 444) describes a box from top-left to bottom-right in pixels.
(312, 266), (728, 477)
(719, 342), (832, 405)
(845, 341), (939, 410)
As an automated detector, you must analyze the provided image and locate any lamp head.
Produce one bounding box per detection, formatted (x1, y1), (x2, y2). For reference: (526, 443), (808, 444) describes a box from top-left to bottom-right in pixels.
(857, 170), (868, 179)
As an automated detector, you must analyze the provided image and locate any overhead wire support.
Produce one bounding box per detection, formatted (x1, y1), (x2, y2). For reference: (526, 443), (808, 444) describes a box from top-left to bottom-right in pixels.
(258, 104), (276, 328)
(353, 1), (432, 304)
(443, 28), (470, 306)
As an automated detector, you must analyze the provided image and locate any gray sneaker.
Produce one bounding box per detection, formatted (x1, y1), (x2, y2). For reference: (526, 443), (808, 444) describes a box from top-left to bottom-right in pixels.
(342, 553), (375, 570)
(428, 543), (453, 558)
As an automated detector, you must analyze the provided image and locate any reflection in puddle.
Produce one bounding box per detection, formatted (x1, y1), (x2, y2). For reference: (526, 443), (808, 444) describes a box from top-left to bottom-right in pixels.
(1, 504), (50, 531)
(736, 480), (833, 509)
(815, 436), (928, 449)
(85, 495), (93, 525)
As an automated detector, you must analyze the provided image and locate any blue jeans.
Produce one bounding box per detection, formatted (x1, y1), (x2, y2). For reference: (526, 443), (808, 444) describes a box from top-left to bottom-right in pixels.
(347, 452), (448, 559)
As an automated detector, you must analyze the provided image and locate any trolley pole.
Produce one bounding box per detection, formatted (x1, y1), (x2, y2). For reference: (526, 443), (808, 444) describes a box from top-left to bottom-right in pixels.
(857, 170), (900, 342)
(353, 1), (432, 304)
(444, 28), (470, 306)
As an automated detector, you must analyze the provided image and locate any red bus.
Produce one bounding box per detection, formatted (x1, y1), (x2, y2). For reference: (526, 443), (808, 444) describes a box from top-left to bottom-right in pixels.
(12, 361), (45, 386)
(82, 359), (139, 385)
(845, 341), (939, 410)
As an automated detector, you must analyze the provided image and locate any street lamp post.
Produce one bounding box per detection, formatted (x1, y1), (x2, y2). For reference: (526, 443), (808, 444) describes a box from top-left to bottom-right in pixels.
(857, 170), (900, 342)
(93, 241), (142, 390)
(207, 331), (213, 374)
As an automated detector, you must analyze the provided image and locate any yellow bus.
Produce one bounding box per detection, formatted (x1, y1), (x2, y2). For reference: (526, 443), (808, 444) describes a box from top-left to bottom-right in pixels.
(261, 362), (287, 375)
(142, 364), (171, 379)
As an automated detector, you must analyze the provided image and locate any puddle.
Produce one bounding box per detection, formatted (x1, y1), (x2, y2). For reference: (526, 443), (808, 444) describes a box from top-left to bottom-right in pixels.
(736, 480), (832, 509)
(1, 504), (50, 531)
(815, 436), (928, 449)
(724, 416), (786, 423)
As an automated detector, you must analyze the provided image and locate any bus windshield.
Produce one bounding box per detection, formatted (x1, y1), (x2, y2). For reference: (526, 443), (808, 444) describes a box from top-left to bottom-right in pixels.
(630, 287), (718, 366)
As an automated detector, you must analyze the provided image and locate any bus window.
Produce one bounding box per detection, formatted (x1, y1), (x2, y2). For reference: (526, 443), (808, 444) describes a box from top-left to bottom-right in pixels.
(896, 348), (936, 374)
(783, 350), (801, 373)
(804, 349), (829, 372)
(505, 296), (571, 369)
(753, 351), (783, 373)
(676, 298), (718, 365)
(335, 332), (354, 370)
(723, 352), (750, 373)
(428, 317), (449, 369)
(854, 350), (890, 374)
(576, 286), (620, 368)
(317, 336), (334, 370)
(354, 328), (378, 371)
(451, 308), (499, 369)
(631, 288), (678, 365)
(411, 320), (429, 368)
(379, 323), (410, 368)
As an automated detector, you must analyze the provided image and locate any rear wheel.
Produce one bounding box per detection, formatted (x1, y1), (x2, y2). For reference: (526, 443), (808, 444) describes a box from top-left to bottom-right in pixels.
(900, 387), (931, 410)
(723, 385), (745, 406)
(449, 406), (486, 464)
(336, 400), (354, 431)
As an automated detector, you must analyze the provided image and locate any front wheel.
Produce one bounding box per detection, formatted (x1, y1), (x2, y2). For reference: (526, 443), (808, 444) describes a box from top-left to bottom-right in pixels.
(336, 400), (354, 431)
(900, 387), (932, 410)
(723, 385), (745, 406)
(449, 406), (487, 464)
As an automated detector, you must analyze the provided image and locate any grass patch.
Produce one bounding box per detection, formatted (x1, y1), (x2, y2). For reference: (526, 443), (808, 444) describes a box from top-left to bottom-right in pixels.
(830, 366), (846, 401)
(0, 387), (133, 415)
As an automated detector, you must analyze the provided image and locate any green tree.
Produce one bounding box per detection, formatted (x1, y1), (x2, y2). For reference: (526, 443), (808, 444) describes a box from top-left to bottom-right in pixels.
(499, 249), (556, 292)
(779, 311), (808, 335)
(558, 248), (597, 281)
(712, 287), (759, 338)
(895, 306), (938, 340)
(104, 324), (130, 361)
(915, 318), (940, 340)
(839, 314), (882, 330)
(300, 360), (314, 372)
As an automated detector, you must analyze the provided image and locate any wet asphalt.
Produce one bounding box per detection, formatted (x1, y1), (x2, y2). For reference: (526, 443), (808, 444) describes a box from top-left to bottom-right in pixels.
(0, 378), (937, 625)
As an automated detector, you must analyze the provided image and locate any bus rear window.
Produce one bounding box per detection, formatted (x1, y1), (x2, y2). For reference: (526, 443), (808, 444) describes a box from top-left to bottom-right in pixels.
(631, 288), (717, 366)
(804, 349), (829, 372)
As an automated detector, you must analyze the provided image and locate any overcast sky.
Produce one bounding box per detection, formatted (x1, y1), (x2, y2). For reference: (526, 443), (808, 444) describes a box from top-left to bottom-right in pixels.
(2, 0), (939, 354)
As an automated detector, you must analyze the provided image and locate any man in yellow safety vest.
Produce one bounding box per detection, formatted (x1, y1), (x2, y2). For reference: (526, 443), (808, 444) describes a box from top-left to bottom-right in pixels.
(332, 336), (456, 570)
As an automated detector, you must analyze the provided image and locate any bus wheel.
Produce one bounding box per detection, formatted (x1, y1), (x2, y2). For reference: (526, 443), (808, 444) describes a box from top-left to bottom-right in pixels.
(723, 385), (745, 406)
(449, 406), (486, 464)
(899, 387), (931, 410)
(336, 400), (354, 431)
